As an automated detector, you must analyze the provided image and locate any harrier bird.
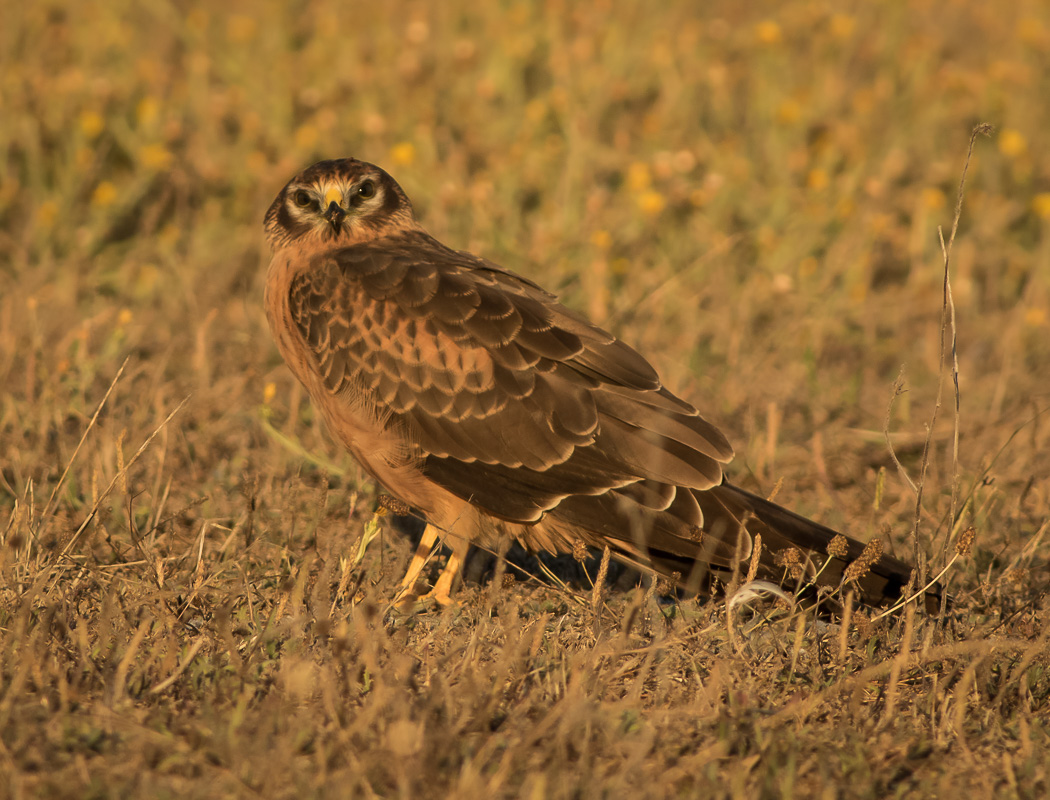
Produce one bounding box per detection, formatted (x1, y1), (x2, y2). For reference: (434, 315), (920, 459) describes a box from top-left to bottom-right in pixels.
(264, 157), (927, 609)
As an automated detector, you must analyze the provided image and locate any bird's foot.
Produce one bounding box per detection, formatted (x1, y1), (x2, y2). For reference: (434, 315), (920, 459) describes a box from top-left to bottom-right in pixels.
(393, 583), (459, 612)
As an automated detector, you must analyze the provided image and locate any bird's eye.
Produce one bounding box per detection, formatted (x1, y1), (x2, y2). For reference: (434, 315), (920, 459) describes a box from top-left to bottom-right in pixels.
(357, 181), (375, 199)
(293, 190), (313, 207)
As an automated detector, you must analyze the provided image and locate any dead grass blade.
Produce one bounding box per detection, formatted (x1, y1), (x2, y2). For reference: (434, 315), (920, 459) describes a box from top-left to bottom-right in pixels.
(147, 637), (207, 695)
(41, 396), (190, 594)
(37, 357), (128, 535)
(932, 123), (993, 565)
(764, 637), (1035, 728)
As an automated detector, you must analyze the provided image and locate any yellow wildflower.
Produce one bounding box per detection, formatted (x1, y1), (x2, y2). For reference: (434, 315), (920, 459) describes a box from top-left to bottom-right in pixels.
(138, 144), (173, 170)
(921, 188), (946, 210)
(829, 14), (856, 40)
(136, 96), (159, 128)
(1031, 193), (1050, 220)
(92, 181), (118, 208)
(79, 111), (104, 139)
(294, 124), (318, 150)
(755, 20), (782, 45)
(227, 15), (257, 43)
(590, 230), (612, 250)
(807, 168), (829, 191)
(37, 200), (59, 227)
(626, 162), (651, 191)
(999, 129), (1027, 158)
(637, 190), (665, 217)
(389, 142), (416, 167)
(776, 100), (801, 125)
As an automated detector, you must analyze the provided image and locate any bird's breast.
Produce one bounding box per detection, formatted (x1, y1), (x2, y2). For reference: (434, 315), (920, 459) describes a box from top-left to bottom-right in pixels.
(265, 249), (445, 518)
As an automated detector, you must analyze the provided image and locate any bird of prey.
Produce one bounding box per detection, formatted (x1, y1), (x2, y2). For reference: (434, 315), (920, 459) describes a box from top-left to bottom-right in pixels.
(264, 157), (926, 609)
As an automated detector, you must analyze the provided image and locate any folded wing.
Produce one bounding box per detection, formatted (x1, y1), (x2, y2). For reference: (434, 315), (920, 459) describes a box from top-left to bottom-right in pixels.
(286, 232), (734, 526)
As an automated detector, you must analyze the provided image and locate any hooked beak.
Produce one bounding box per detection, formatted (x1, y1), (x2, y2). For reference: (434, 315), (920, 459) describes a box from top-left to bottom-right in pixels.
(324, 200), (346, 230)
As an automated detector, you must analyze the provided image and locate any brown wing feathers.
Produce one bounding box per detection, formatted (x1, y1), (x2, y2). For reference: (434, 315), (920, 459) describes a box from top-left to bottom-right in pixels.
(290, 236), (731, 485)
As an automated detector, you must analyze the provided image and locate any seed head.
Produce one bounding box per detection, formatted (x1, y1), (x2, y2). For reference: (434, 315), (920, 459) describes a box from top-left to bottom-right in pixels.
(827, 535), (849, 559)
(955, 527), (976, 557)
(853, 611), (872, 641)
(378, 494), (411, 515)
(843, 537), (883, 583)
(774, 547), (802, 567)
(572, 539), (589, 562)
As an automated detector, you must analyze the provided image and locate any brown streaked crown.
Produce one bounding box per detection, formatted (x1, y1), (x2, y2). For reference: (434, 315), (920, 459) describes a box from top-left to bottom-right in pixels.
(264, 157), (417, 249)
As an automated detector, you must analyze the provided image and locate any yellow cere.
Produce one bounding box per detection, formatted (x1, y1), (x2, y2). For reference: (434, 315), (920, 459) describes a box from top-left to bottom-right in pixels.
(324, 186), (343, 207)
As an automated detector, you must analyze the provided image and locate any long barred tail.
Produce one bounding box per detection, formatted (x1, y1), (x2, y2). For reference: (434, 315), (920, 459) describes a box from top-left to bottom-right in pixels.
(710, 483), (940, 611)
(554, 480), (941, 611)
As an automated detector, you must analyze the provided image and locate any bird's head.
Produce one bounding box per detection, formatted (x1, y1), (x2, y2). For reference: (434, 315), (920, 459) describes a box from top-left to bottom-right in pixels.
(264, 158), (417, 249)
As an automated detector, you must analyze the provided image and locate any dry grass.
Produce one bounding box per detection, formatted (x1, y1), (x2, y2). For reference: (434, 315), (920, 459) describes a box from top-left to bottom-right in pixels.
(3, 1), (1050, 796)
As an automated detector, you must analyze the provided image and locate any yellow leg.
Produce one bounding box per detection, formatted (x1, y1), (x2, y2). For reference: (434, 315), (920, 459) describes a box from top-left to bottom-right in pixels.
(420, 536), (470, 606)
(395, 523), (440, 603)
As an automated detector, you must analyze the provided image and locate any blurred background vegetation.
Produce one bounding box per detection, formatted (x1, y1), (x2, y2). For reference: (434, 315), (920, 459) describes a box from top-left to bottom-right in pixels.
(1, 1), (1049, 796)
